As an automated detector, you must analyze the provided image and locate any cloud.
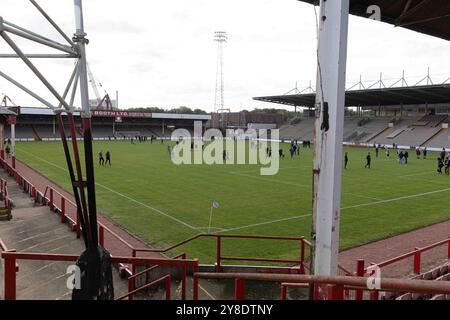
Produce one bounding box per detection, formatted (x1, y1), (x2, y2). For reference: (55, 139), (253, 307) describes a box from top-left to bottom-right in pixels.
(0, 0), (449, 112)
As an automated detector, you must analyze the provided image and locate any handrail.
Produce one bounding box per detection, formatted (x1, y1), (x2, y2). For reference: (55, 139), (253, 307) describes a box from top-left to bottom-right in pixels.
(135, 233), (308, 274)
(117, 274), (171, 301)
(356, 237), (450, 278)
(126, 252), (188, 300)
(195, 272), (450, 300)
(134, 234), (307, 254)
(1, 250), (199, 300)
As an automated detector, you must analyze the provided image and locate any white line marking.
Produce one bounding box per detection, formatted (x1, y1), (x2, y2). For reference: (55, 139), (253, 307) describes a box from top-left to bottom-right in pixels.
(220, 214), (312, 233)
(229, 170), (381, 200)
(223, 187), (450, 232)
(17, 148), (200, 231)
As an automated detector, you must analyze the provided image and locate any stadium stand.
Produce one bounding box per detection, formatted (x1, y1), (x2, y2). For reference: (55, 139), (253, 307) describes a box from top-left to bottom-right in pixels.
(381, 263), (450, 300)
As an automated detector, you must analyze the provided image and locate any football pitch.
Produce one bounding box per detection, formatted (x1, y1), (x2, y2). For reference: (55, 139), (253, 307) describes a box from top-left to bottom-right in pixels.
(14, 140), (450, 263)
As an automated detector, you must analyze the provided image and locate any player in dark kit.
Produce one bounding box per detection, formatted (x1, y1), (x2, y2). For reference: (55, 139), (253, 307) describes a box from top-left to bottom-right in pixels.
(105, 151), (111, 166)
(365, 152), (371, 169)
(437, 158), (444, 174)
(99, 151), (105, 166)
(344, 152), (348, 170)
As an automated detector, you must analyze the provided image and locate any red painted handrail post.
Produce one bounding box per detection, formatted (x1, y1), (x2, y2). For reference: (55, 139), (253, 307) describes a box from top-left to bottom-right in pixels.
(181, 254), (187, 300)
(132, 249), (137, 275)
(447, 237), (450, 259)
(193, 260), (199, 301)
(281, 285), (287, 300)
(76, 210), (81, 238)
(216, 236), (221, 273)
(165, 275), (171, 301)
(4, 251), (17, 300)
(413, 248), (421, 274)
(370, 290), (379, 300)
(128, 276), (134, 301)
(329, 284), (344, 300)
(355, 259), (365, 300)
(61, 197), (66, 223)
(235, 278), (245, 300)
(299, 238), (305, 274)
(99, 225), (105, 248)
(49, 188), (54, 211)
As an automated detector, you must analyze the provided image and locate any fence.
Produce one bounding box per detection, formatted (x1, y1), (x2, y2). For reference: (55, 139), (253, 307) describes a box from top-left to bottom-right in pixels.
(195, 272), (450, 300)
(1, 250), (199, 301)
(134, 234), (309, 274)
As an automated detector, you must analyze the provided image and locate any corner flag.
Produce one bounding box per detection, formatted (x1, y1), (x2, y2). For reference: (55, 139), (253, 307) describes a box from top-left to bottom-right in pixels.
(212, 200), (221, 209)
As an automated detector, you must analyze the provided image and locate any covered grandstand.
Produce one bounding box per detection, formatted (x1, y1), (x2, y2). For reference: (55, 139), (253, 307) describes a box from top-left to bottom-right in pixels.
(255, 83), (450, 149)
(4, 107), (211, 141)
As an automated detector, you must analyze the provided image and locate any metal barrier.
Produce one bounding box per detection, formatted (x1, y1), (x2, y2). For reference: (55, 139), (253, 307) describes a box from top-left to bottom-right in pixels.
(126, 252), (188, 300)
(1, 250), (199, 301)
(195, 272), (450, 300)
(135, 234), (309, 274)
(351, 236), (450, 300)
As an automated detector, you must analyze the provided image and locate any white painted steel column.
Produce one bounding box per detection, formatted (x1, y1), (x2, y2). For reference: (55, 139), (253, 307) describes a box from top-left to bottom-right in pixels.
(74, 0), (90, 118)
(311, 0), (349, 285)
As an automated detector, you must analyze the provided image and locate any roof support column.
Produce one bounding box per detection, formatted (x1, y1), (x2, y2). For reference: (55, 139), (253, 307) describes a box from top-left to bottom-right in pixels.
(310, 0), (349, 300)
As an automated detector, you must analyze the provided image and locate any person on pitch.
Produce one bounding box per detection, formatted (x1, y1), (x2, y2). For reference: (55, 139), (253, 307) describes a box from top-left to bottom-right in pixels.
(99, 151), (105, 166)
(105, 151), (111, 166)
(365, 152), (371, 169)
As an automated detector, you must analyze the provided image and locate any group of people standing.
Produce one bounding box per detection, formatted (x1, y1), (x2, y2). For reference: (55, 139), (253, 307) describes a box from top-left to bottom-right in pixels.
(437, 148), (450, 175)
(98, 151), (111, 166)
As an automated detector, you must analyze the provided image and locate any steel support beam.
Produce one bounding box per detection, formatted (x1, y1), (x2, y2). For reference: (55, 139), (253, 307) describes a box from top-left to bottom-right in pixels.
(310, 0), (349, 299)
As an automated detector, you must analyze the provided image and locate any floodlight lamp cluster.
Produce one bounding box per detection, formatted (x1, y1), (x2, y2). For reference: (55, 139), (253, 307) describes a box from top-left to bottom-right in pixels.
(214, 31), (228, 42)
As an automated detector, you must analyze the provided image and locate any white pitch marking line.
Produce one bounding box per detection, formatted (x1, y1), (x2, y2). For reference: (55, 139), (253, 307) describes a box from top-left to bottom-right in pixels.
(229, 170), (381, 200)
(17, 148), (200, 232)
(223, 187), (450, 232)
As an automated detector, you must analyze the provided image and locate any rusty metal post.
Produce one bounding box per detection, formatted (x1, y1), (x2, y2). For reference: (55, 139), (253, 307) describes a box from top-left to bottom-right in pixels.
(132, 249), (137, 275)
(49, 188), (54, 211)
(216, 236), (222, 273)
(235, 278), (245, 300)
(76, 210), (81, 238)
(61, 197), (66, 223)
(181, 254), (187, 300)
(281, 285), (287, 300)
(300, 239), (305, 274)
(413, 248), (421, 274)
(99, 225), (104, 248)
(328, 284), (345, 300)
(4, 251), (17, 300)
(165, 276), (171, 301)
(370, 290), (379, 300)
(355, 259), (365, 300)
(128, 276), (134, 301)
(447, 237), (450, 259)
(193, 260), (199, 301)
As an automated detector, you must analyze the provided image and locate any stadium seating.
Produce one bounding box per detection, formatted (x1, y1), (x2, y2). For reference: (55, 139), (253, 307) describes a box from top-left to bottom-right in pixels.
(426, 128), (450, 148)
(381, 263), (450, 300)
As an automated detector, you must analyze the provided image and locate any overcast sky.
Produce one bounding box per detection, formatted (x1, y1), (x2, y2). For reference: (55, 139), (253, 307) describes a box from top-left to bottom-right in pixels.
(1, 0), (450, 112)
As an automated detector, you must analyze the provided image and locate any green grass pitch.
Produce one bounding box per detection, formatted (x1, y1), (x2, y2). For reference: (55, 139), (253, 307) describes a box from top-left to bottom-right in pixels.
(14, 140), (450, 264)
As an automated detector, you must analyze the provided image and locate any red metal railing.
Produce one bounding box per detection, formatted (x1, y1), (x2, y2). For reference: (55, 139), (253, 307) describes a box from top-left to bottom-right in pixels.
(1, 250), (199, 301)
(117, 274), (171, 301)
(351, 236), (450, 300)
(126, 252), (188, 300)
(195, 272), (450, 300)
(135, 234), (309, 274)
